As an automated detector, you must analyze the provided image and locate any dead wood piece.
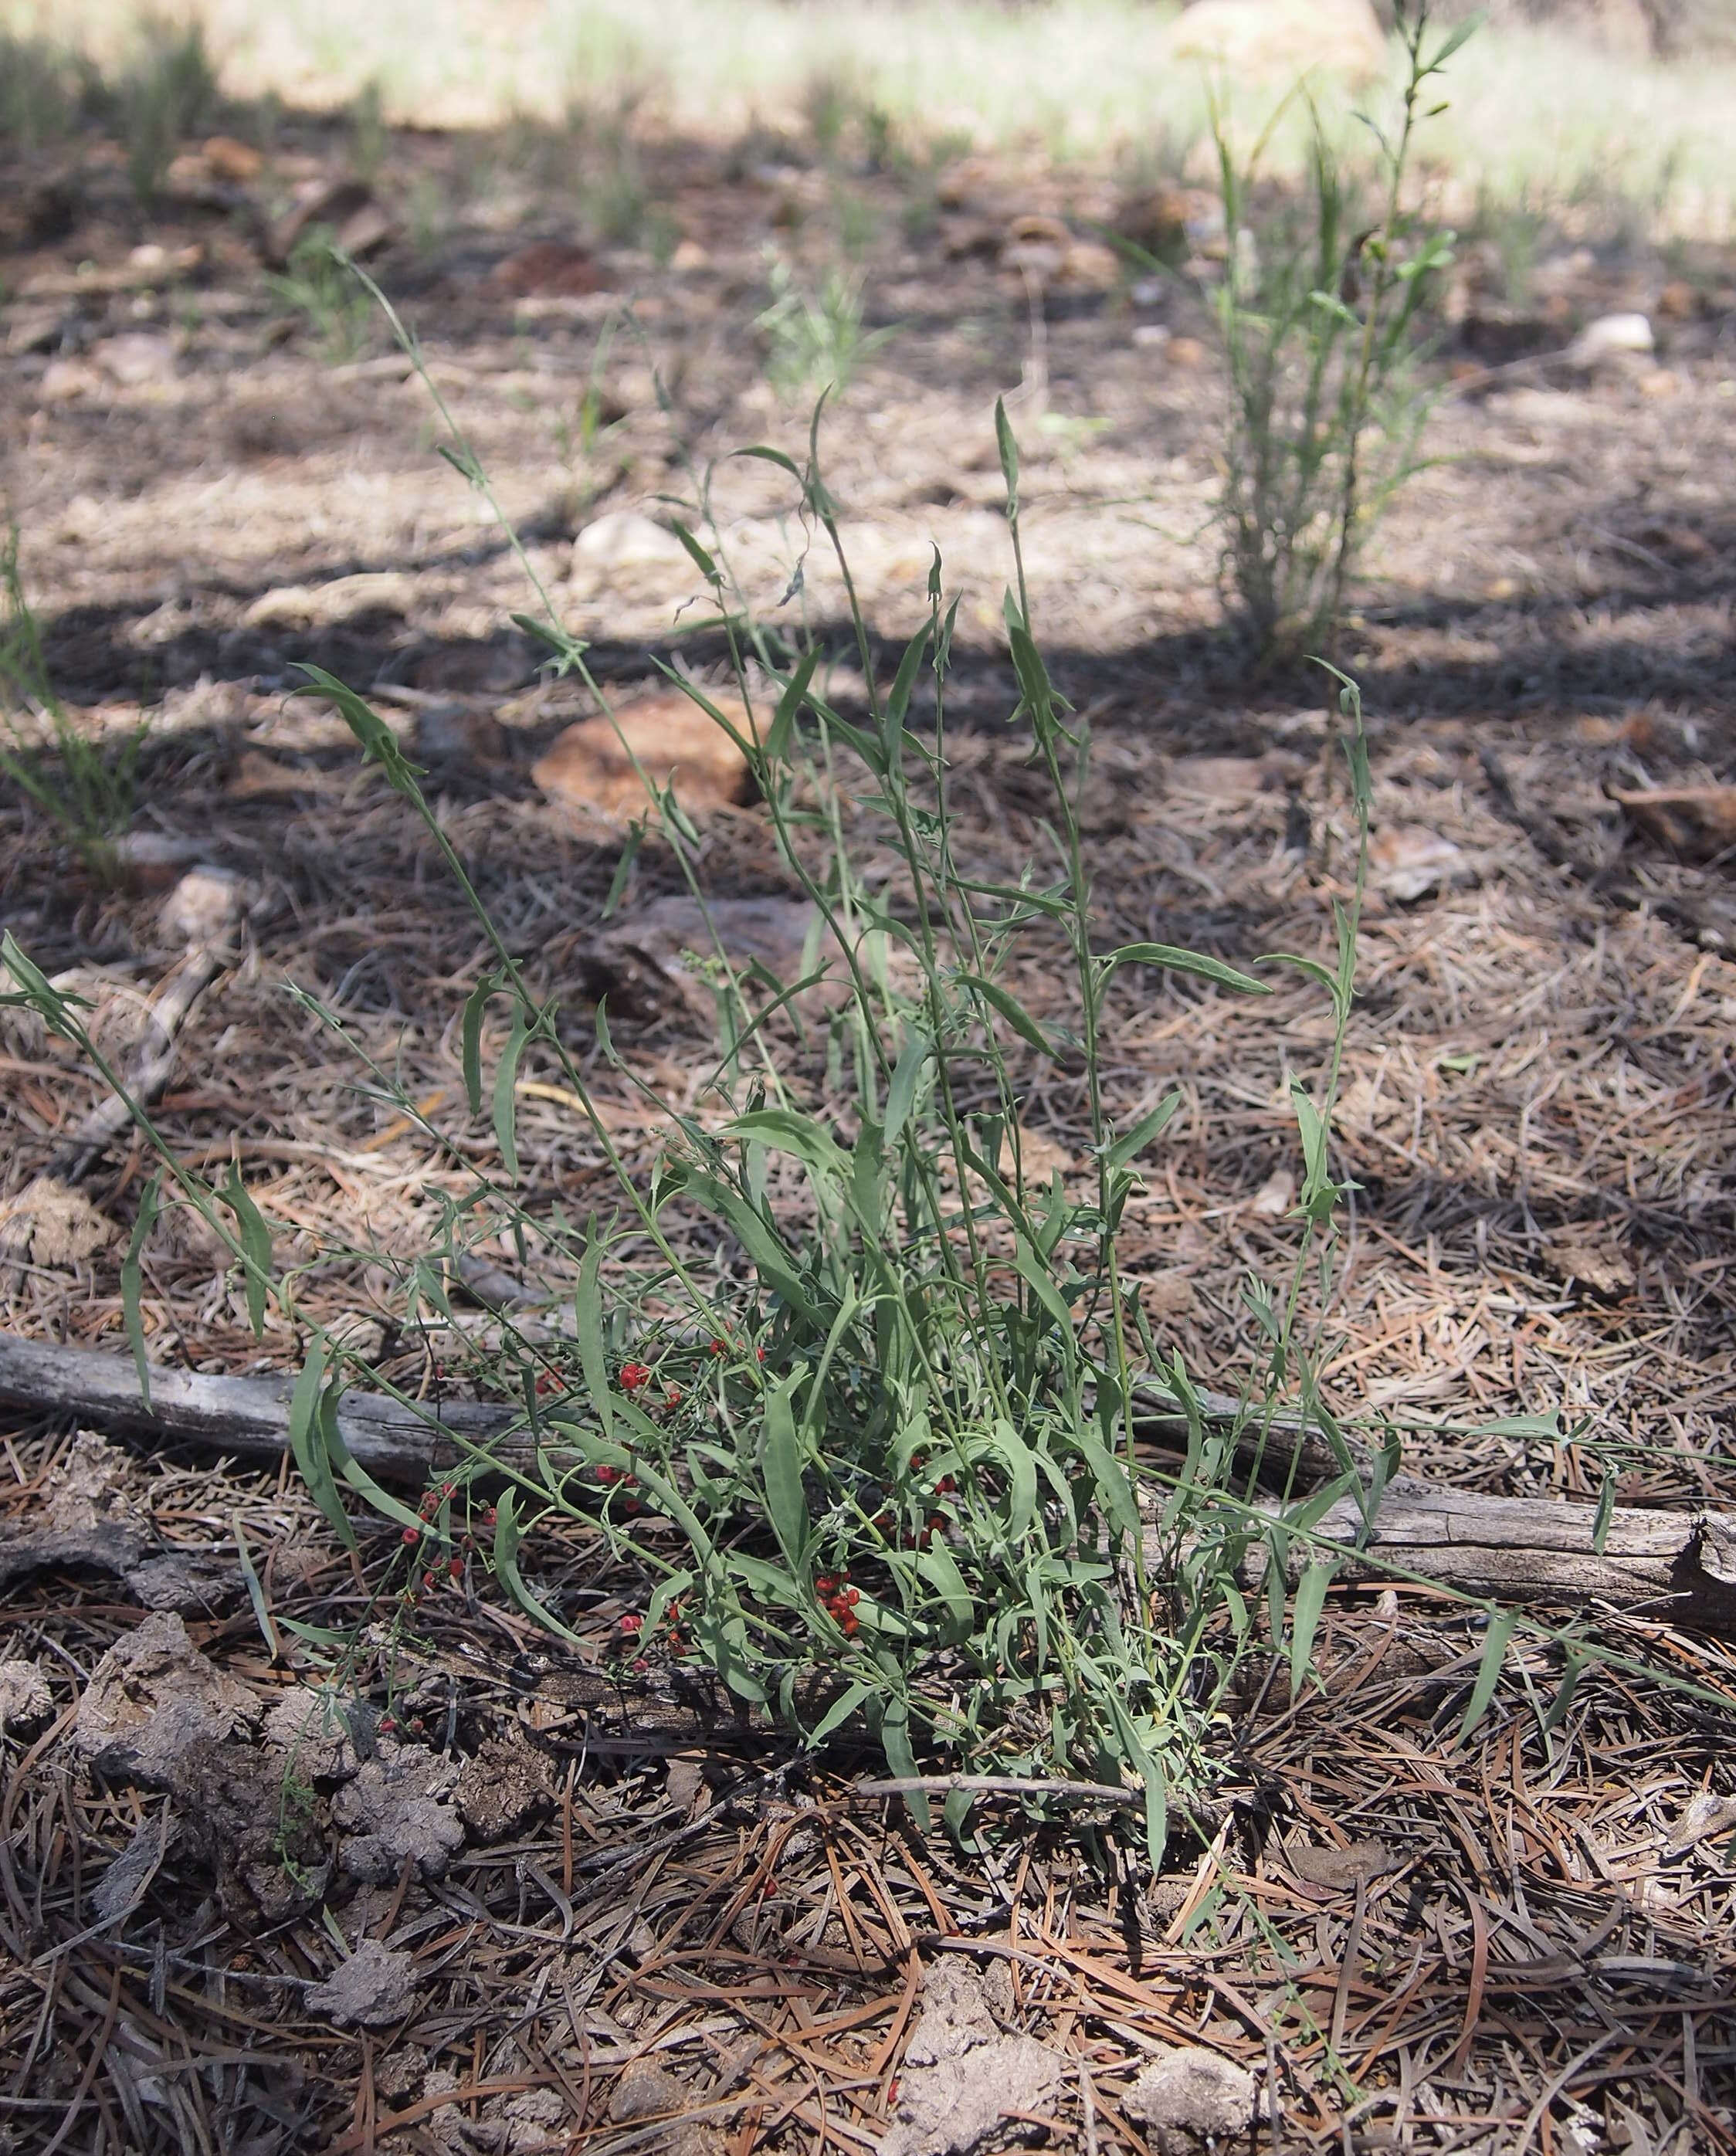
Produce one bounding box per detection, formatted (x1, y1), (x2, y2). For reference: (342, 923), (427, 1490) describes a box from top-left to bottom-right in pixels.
(49, 946), (226, 1182)
(8, 1333), (1734, 1633)
(1218, 1482), (1736, 1635)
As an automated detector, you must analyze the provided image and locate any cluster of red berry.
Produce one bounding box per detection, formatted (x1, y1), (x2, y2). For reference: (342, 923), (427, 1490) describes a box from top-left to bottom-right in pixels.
(708, 1337), (767, 1362)
(815, 1570), (861, 1636)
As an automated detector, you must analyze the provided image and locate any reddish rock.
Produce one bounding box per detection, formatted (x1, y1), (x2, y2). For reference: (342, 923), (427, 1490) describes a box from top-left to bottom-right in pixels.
(532, 691), (752, 822)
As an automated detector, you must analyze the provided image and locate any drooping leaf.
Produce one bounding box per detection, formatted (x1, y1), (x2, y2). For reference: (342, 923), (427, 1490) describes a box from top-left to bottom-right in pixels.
(492, 1009), (530, 1179)
(761, 1377), (810, 1573)
(1105, 1090), (1182, 1171)
(961, 973), (1054, 1058)
(575, 1232), (613, 1445)
(1102, 942), (1271, 998)
(219, 1169), (273, 1337)
(459, 971), (498, 1116)
(120, 1175), (161, 1411)
(1288, 1560), (1336, 1700)
(1460, 1611), (1517, 1742)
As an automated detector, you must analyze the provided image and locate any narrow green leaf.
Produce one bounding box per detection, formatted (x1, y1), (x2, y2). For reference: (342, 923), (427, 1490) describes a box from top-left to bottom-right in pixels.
(602, 824), (643, 917)
(120, 1175), (161, 1411)
(668, 518), (720, 582)
(220, 1169), (273, 1337)
(575, 1232), (614, 1446)
(765, 646), (819, 761)
(460, 972), (497, 1116)
(1459, 1612), (1517, 1743)
(1105, 1090), (1182, 1171)
(1102, 942), (1271, 997)
(761, 1378), (810, 1572)
(1068, 1426), (1141, 1540)
(1540, 1644), (1593, 1736)
(287, 1344), (356, 1551)
(491, 1009), (530, 1178)
(809, 1678), (875, 1747)
(883, 624), (930, 739)
(961, 973), (1053, 1056)
(915, 1540), (973, 1637)
(674, 1167), (820, 1324)
(883, 1032), (931, 1148)
(989, 1418), (1039, 1541)
(994, 396), (1019, 510)
(320, 1397), (425, 1535)
(720, 1107), (849, 1188)
(1288, 1560), (1336, 1701)
(493, 1489), (588, 1647)
(1592, 1472), (1616, 1558)
(876, 1699), (929, 1829)
(1259, 950), (1346, 1009)
(1012, 1239), (1073, 1337)
(233, 1524), (280, 1661)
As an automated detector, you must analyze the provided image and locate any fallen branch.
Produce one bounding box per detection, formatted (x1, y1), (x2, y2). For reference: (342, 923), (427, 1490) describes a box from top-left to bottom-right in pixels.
(5, 1332), (1734, 1634)
(50, 946), (226, 1183)
(1205, 1480), (1736, 1638)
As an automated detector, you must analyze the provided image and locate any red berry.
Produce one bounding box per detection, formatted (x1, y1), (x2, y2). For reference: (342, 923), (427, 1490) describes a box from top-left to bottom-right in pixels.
(620, 1362), (652, 1392)
(630, 1656), (649, 1674)
(402, 1527), (420, 1545)
(448, 1558), (463, 1582)
(378, 1715), (396, 1734)
(482, 1507), (497, 1527)
(665, 1386), (682, 1406)
(756, 1346), (765, 1362)
(620, 1614), (643, 1633)
(846, 1588), (860, 1605)
(709, 1337), (727, 1356)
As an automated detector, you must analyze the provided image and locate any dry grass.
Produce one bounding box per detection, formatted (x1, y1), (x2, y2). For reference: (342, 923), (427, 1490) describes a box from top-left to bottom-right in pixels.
(7, 0), (1736, 234)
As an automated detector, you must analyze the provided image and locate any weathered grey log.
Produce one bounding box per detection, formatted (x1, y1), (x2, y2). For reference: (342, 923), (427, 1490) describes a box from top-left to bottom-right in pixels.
(6, 1331), (1734, 1635)
(1194, 1480), (1736, 1637)
(0, 1334), (1348, 1492)
(0, 1332), (535, 1480)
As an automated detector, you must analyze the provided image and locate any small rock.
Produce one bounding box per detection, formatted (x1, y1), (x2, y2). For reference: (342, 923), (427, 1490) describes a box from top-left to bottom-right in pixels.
(202, 134), (263, 184)
(906, 1958), (1001, 2066)
(534, 690), (752, 822)
(0, 1659), (54, 1739)
(1135, 1270), (1197, 1318)
(39, 357), (103, 404)
(1547, 1227), (1633, 1300)
(93, 333), (178, 388)
(307, 1938), (418, 2029)
(1565, 312), (1654, 369)
(1370, 824), (1466, 902)
(242, 571), (417, 631)
(74, 1612), (259, 1786)
(1127, 2047), (1257, 2141)
(226, 750), (349, 799)
(269, 177), (389, 266)
(490, 241), (605, 299)
(332, 1739), (464, 1882)
(159, 866), (246, 951)
(670, 239), (711, 273)
(1252, 1167), (1295, 1218)
(574, 893), (844, 1021)
(1165, 334), (1208, 368)
(999, 212), (1072, 284)
(609, 2060), (685, 2123)
(1665, 1790), (1736, 1855)
(1287, 1838), (1398, 1889)
(571, 511), (690, 575)
(413, 704), (509, 764)
(6, 307), (69, 357)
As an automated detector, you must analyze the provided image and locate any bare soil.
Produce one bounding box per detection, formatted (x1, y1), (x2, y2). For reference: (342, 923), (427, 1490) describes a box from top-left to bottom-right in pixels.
(2, 111), (1735, 2155)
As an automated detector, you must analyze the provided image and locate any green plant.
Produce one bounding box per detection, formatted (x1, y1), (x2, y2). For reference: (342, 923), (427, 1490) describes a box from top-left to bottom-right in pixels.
(1204, 3), (1468, 666)
(348, 78), (389, 185)
(754, 253), (895, 401)
(263, 230), (376, 363)
(0, 528), (142, 875)
(111, 14), (219, 207)
(550, 315), (629, 527)
(0, 30), (83, 149)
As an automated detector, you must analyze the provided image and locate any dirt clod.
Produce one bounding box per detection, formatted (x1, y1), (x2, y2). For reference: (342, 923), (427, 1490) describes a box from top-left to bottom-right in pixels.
(1127, 2046), (1258, 2142)
(455, 1734), (553, 1842)
(307, 1937), (418, 2029)
(331, 1739), (464, 1881)
(0, 1658), (54, 1738)
(73, 1611), (259, 1785)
